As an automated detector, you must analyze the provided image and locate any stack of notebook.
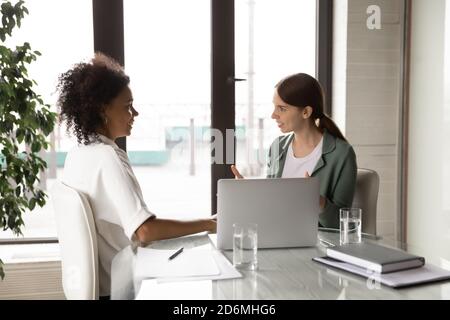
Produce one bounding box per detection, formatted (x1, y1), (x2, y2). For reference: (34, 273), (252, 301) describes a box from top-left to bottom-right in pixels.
(313, 242), (450, 288)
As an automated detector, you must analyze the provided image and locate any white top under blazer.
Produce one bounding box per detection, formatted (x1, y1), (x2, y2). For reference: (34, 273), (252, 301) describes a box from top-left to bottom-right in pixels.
(281, 137), (323, 178)
(62, 134), (155, 296)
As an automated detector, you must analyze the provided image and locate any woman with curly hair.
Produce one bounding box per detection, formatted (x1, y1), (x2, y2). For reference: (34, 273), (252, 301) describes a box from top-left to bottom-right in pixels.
(57, 53), (216, 298)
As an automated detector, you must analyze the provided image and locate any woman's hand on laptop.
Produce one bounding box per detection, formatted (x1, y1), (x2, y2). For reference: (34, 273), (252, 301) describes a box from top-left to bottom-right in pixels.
(231, 165), (244, 179)
(304, 171), (326, 209)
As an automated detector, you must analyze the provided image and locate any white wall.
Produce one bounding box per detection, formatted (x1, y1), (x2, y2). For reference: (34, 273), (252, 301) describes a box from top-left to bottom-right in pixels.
(332, 0), (348, 135)
(333, 0), (404, 239)
(407, 0), (450, 263)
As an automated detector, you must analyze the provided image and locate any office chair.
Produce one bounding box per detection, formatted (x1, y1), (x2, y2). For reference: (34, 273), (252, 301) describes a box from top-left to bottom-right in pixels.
(352, 168), (380, 236)
(50, 181), (99, 300)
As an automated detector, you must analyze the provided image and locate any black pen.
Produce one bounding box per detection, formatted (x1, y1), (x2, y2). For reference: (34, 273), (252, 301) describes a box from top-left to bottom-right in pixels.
(168, 247), (184, 261)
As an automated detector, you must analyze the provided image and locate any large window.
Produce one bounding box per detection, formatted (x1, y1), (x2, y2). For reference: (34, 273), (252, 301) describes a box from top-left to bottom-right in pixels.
(235, 0), (316, 177)
(0, 0), (93, 240)
(124, 0), (211, 219)
(1, 0), (318, 240)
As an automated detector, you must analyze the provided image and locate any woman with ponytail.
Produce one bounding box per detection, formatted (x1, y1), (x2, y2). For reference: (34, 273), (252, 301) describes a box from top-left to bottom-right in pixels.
(231, 73), (357, 228)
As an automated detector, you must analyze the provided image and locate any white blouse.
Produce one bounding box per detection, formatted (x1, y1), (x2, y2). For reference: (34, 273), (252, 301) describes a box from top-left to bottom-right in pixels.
(281, 137), (323, 178)
(62, 134), (155, 296)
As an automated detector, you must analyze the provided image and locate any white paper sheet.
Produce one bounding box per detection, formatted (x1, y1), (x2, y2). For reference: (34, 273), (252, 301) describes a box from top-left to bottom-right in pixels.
(157, 249), (242, 283)
(135, 249), (242, 299)
(135, 247), (220, 279)
(136, 279), (213, 300)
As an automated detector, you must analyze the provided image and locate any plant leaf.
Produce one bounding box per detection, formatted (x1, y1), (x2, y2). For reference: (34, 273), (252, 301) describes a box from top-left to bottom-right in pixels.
(0, 260), (4, 280)
(1, 0), (54, 279)
(28, 198), (36, 211)
(15, 185), (20, 197)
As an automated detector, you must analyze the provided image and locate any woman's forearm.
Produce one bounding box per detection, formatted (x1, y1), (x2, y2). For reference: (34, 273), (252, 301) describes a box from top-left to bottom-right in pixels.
(135, 217), (216, 244)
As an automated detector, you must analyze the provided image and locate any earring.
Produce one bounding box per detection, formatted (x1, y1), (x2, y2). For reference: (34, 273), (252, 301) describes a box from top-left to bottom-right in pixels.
(104, 117), (108, 125)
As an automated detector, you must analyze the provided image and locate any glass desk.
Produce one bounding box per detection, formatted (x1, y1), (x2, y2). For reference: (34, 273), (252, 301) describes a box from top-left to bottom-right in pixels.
(110, 230), (450, 300)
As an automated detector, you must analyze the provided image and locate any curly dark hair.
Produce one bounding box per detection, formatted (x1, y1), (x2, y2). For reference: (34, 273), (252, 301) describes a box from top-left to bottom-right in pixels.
(56, 53), (130, 145)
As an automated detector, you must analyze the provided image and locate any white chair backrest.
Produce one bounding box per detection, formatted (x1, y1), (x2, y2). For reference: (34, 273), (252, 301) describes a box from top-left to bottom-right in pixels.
(50, 181), (99, 300)
(352, 168), (380, 235)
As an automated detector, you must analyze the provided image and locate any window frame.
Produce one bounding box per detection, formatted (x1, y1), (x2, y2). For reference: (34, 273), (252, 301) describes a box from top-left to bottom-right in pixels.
(1, 0), (330, 244)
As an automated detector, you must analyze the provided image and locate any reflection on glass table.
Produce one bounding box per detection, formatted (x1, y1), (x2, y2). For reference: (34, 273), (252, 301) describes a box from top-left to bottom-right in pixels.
(110, 230), (450, 300)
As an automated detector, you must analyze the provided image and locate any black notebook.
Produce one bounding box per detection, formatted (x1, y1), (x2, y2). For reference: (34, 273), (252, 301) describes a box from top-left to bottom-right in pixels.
(326, 242), (425, 273)
(313, 256), (450, 288)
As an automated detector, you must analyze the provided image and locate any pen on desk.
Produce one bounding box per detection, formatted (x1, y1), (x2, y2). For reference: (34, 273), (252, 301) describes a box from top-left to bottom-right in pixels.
(168, 247), (184, 261)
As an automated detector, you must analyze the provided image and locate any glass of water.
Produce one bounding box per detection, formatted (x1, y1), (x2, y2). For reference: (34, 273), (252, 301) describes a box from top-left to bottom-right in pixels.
(340, 208), (362, 244)
(233, 223), (258, 270)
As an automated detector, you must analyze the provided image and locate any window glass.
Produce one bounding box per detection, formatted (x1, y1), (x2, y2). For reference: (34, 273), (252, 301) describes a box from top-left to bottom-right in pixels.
(0, 0), (93, 239)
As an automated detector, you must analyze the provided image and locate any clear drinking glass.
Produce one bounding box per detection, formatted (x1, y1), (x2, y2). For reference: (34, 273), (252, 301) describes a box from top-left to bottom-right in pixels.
(233, 223), (258, 270)
(340, 208), (362, 244)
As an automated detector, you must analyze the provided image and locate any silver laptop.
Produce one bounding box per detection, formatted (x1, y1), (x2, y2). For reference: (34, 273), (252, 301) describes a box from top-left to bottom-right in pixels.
(217, 177), (319, 250)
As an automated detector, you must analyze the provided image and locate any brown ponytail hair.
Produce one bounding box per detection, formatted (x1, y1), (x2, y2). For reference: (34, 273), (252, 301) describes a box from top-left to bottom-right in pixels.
(275, 73), (347, 142)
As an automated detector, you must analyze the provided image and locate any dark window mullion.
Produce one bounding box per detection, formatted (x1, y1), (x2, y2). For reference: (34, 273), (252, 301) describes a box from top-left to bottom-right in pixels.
(316, 0), (333, 115)
(92, 0), (126, 151)
(211, 0), (235, 214)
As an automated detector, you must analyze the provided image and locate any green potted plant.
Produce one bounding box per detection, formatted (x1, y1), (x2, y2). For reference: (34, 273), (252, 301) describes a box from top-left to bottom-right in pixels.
(0, 0), (56, 279)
